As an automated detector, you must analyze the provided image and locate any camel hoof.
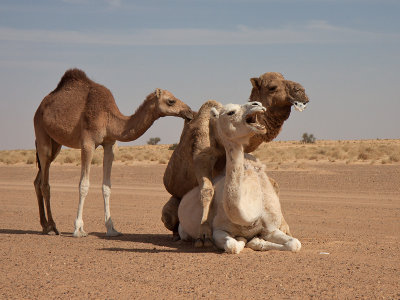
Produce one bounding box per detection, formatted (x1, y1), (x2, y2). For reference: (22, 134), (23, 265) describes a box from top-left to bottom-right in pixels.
(194, 238), (204, 248)
(172, 232), (181, 242)
(284, 238), (301, 252)
(203, 238), (213, 247)
(73, 230), (88, 238)
(225, 239), (245, 254)
(43, 224), (59, 235)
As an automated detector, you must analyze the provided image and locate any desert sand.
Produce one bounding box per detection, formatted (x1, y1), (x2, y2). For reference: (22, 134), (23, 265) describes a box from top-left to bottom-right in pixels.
(0, 162), (399, 299)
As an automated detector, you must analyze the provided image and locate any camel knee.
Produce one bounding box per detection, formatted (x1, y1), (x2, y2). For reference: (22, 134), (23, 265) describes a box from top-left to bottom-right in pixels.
(40, 183), (50, 199)
(200, 186), (214, 203)
(161, 197), (180, 231)
(200, 187), (214, 223)
(79, 181), (90, 198)
(34, 175), (42, 194)
(102, 184), (111, 199)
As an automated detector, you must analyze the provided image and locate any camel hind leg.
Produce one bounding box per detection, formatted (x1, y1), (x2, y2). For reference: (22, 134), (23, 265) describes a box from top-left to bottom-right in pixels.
(34, 138), (62, 234)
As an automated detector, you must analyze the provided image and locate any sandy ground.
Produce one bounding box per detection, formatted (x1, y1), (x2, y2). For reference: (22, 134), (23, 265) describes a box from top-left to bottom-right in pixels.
(0, 162), (399, 299)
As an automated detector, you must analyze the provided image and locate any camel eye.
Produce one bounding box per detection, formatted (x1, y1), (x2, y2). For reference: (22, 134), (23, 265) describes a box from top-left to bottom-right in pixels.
(167, 99), (176, 106)
(269, 85), (278, 91)
(227, 111), (235, 116)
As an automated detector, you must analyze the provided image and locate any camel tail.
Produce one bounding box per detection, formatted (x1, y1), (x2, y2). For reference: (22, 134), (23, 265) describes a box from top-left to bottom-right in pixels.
(35, 141), (41, 171)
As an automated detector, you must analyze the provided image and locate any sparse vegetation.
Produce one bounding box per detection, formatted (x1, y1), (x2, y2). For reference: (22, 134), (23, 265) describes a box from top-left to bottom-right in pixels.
(147, 137), (161, 145)
(1, 139), (399, 166)
(301, 133), (316, 144)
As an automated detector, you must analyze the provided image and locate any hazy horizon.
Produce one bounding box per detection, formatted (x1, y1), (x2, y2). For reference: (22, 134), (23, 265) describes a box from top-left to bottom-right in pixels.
(1, 0), (399, 150)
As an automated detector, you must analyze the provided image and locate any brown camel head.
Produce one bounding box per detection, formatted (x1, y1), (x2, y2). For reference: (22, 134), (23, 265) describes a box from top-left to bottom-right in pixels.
(153, 88), (194, 121)
(250, 72), (309, 112)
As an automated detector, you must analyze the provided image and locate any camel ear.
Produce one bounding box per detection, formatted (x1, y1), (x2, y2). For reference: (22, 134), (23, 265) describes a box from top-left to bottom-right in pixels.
(210, 107), (219, 119)
(250, 77), (261, 89)
(155, 88), (162, 98)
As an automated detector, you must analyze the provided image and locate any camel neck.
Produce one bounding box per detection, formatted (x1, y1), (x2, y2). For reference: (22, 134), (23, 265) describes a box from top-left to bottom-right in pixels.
(222, 141), (247, 224)
(245, 105), (291, 152)
(264, 106), (291, 140)
(113, 97), (160, 142)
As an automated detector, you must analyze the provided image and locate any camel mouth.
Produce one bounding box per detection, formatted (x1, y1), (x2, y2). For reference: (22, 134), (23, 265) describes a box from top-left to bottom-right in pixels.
(292, 101), (307, 112)
(181, 109), (194, 121)
(245, 111), (266, 132)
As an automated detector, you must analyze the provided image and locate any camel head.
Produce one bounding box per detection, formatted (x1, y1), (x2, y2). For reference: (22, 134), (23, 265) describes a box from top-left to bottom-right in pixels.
(250, 72), (309, 112)
(211, 102), (266, 145)
(153, 88), (194, 121)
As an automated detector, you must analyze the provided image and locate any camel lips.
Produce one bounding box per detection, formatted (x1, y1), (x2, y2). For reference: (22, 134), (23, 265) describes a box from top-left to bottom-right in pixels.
(293, 101), (307, 112)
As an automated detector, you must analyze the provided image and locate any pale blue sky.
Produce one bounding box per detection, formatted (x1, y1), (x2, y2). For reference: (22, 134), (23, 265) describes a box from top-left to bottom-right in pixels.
(0, 0), (399, 150)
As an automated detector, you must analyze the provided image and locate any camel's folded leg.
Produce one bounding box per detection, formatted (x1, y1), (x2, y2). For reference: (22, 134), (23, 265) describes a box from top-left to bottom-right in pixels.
(247, 234), (301, 252)
(193, 151), (219, 247)
(161, 196), (180, 240)
(263, 229), (301, 252)
(213, 230), (246, 254)
(246, 237), (286, 251)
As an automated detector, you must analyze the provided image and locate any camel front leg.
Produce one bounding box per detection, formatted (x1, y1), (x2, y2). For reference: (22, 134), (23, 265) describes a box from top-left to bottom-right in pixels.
(246, 237), (287, 251)
(73, 143), (94, 237)
(213, 229), (246, 254)
(194, 152), (218, 247)
(260, 229), (301, 252)
(195, 176), (214, 247)
(103, 143), (121, 236)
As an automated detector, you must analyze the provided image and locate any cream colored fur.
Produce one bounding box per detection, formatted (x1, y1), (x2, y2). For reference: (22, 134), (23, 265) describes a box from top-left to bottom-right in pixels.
(178, 102), (301, 254)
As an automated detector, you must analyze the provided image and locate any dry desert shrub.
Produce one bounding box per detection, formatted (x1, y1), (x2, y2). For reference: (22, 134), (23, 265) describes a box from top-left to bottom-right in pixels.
(1, 140), (399, 165)
(0, 150), (36, 165)
(253, 139), (400, 164)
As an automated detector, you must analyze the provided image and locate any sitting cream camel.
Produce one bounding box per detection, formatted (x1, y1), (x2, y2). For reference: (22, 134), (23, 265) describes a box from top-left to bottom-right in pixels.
(163, 72), (308, 246)
(34, 68), (193, 237)
(178, 102), (301, 254)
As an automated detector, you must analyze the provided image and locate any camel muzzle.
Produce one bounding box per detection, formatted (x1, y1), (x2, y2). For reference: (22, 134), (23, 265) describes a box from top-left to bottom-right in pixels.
(182, 109), (194, 121)
(293, 101), (307, 112)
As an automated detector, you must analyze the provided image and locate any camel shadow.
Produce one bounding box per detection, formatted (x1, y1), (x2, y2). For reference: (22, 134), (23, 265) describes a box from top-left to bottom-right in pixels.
(0, 228), (44, 235)
(91, 232), (221, 254)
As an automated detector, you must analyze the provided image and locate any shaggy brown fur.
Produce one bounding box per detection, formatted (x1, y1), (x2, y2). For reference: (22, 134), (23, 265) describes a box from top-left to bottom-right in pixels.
(162, 72), (308, 245)
(34, 68), (193, 236)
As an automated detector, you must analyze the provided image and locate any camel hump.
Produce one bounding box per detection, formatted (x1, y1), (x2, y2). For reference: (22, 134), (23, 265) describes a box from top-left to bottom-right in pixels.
(198, 100), (222, 114)
(52, 68), (91, 92)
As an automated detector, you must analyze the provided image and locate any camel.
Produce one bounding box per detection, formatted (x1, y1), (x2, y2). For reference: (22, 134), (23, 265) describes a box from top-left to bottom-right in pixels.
(178, 102), (301, 254)
(33, 68), (194, 237)
(162, 72), (308, 246)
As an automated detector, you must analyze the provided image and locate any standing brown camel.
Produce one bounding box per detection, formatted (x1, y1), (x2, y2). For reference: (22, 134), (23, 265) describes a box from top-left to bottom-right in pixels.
(34, 68), (193, 237)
